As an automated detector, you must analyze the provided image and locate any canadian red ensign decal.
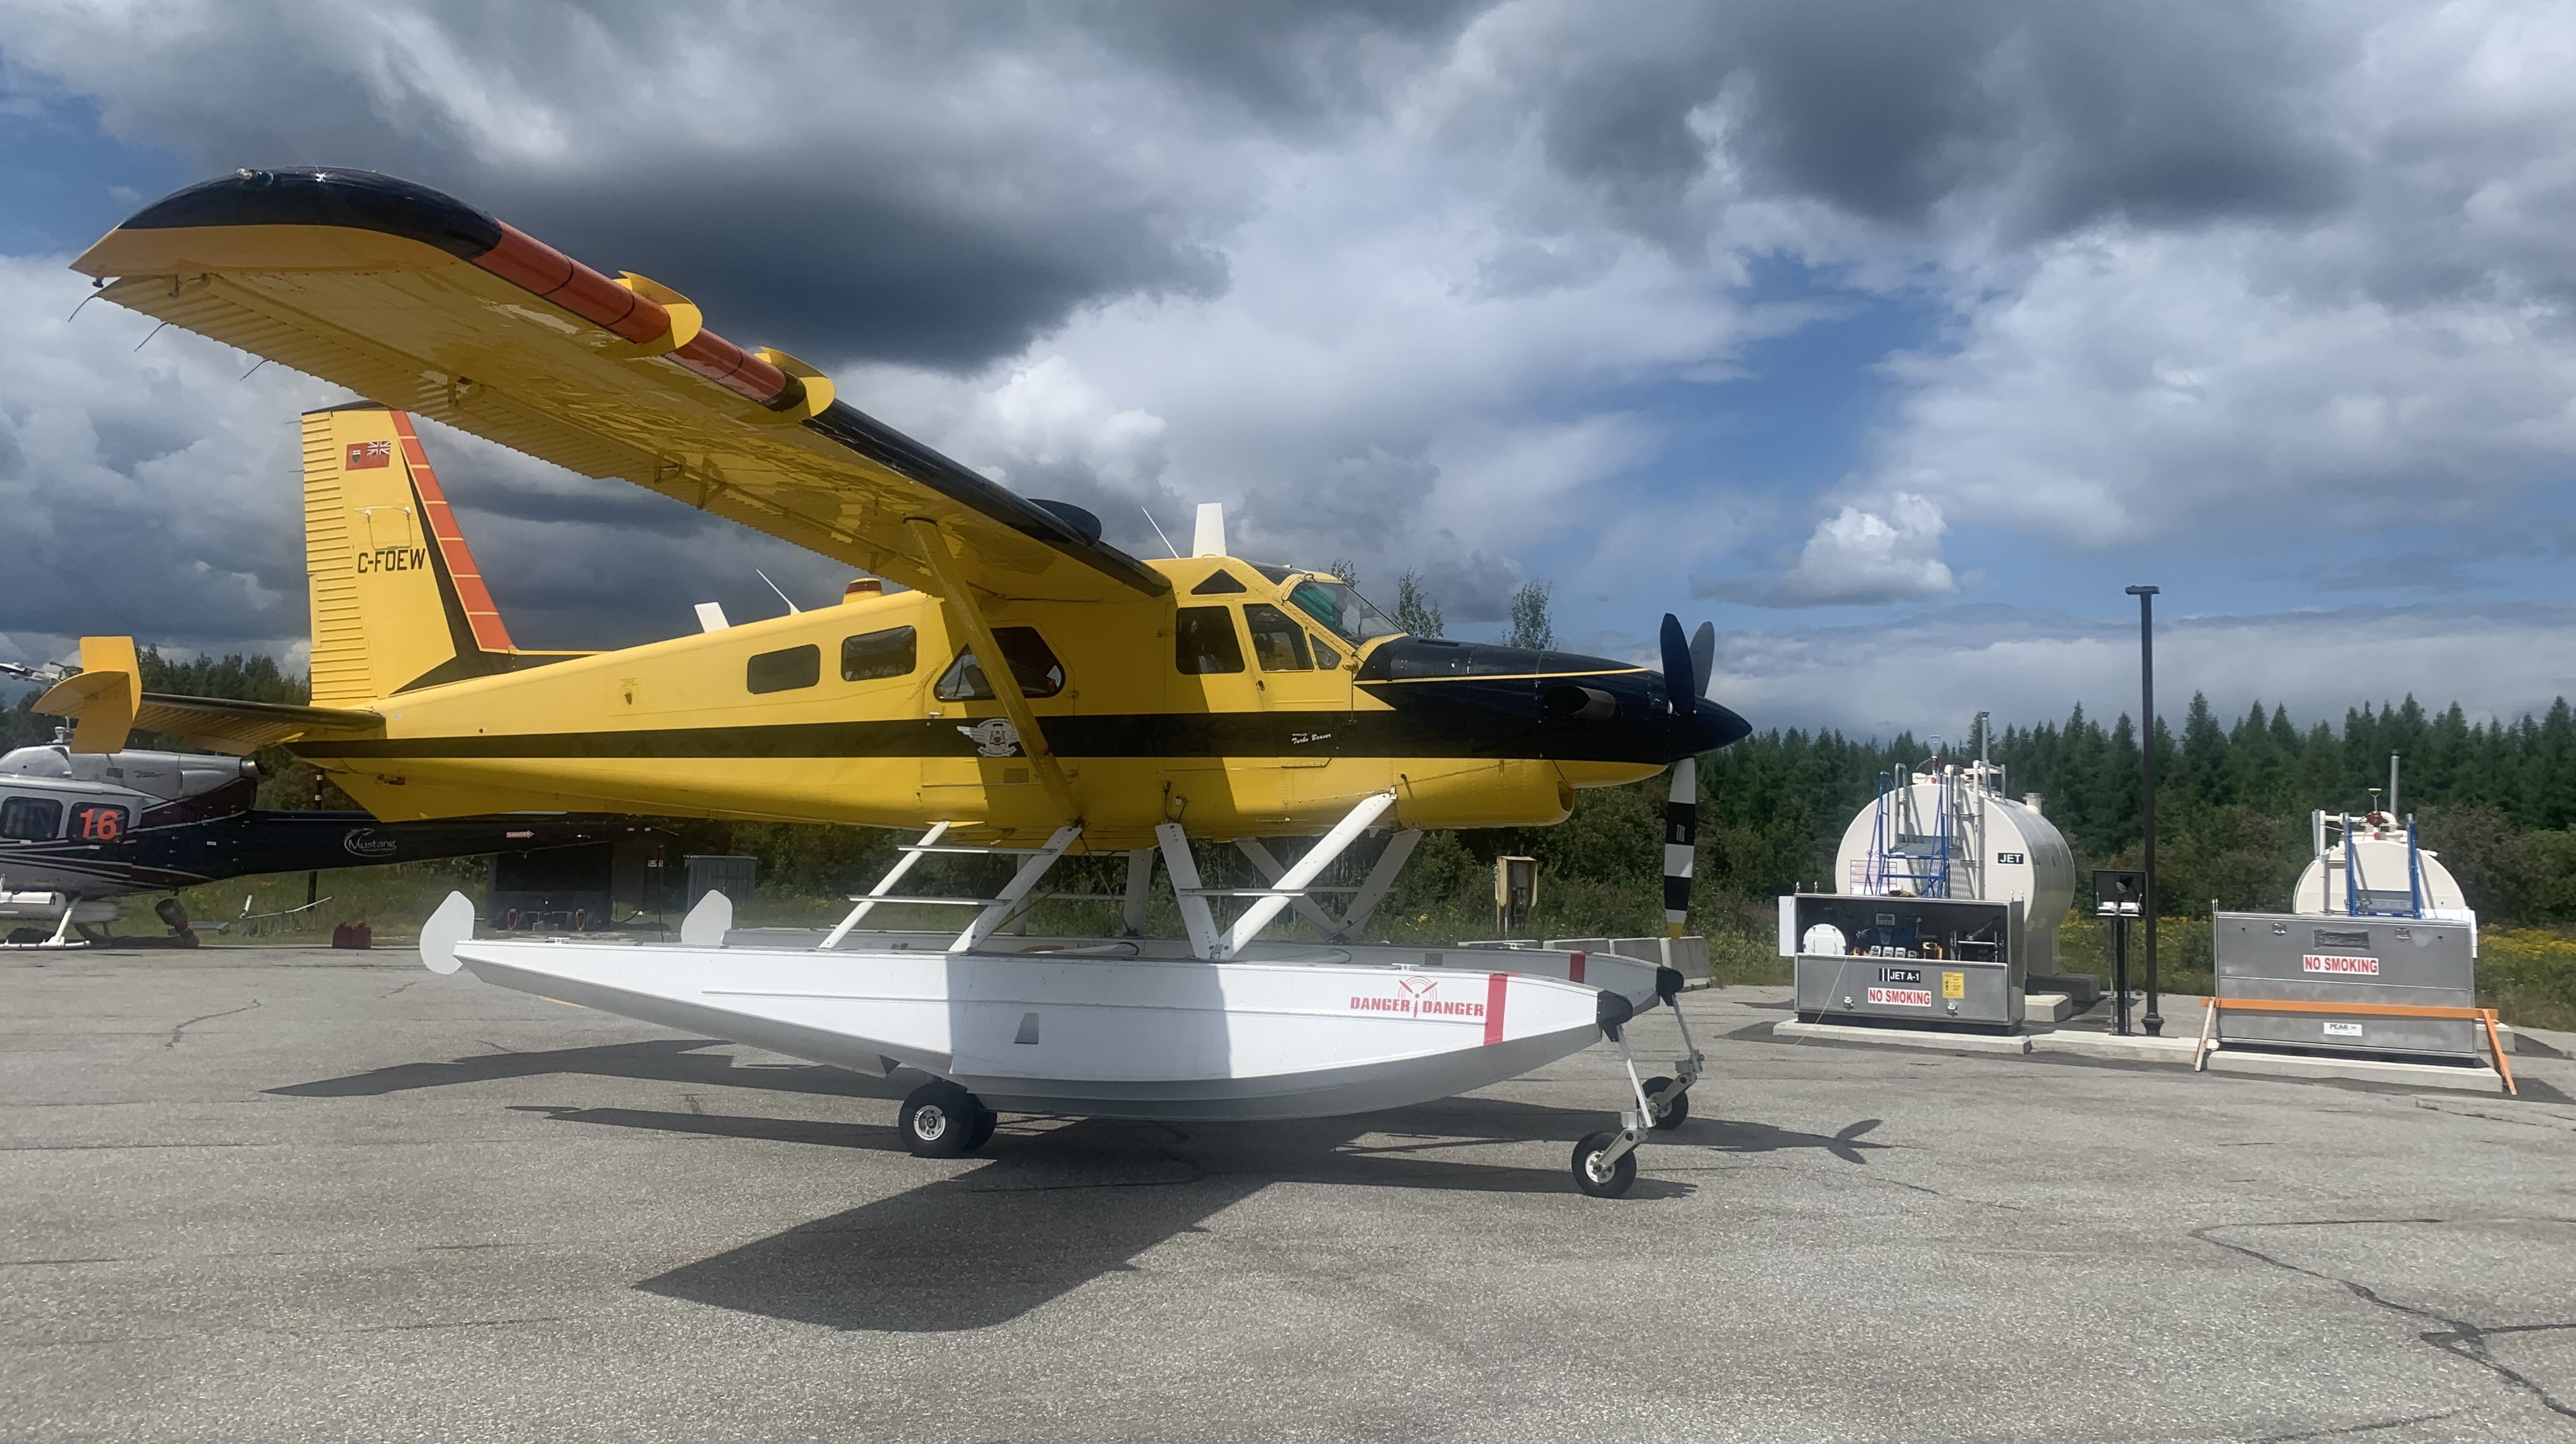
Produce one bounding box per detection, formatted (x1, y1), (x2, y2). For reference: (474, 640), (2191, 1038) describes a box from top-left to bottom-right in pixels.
(1868, 987), (1934, 1007)
(2301, 954), (2381, 976)
(346, 440), (394, 470)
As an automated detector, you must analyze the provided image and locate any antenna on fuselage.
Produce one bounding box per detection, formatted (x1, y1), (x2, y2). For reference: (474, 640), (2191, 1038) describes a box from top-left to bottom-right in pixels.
(755, 569), (801, 615)
(1141, 507), (1181, 559)
(1192, 503), (1226, 558)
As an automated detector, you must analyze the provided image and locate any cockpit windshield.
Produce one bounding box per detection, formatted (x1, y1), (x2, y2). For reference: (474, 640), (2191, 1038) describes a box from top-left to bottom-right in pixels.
(1287, 577), (1404, 647)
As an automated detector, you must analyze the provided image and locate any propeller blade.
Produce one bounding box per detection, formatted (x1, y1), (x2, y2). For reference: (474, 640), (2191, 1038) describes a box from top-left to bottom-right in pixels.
(1658, 613), (1696, 720)
(1689, 621), (1715, 699)
(1664, 757), (1697, 939)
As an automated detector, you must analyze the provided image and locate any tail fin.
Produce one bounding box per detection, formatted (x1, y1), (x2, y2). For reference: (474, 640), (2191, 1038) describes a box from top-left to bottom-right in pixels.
(302, 405), (518, 703)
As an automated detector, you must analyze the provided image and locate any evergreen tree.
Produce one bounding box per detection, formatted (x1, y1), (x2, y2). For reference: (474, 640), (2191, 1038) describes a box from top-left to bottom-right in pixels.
(1506, 580), (1554, 652)
(1393, 570), (1444, 638)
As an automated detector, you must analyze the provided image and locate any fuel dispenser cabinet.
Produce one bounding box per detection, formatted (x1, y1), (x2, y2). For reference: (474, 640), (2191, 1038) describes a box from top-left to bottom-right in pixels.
(1781, 893), (2026, 1032)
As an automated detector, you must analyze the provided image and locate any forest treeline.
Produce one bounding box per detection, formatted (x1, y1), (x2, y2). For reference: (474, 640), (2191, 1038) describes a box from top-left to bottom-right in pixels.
(1689, 694), (2576, 929)
(6, 654), (2573, 930)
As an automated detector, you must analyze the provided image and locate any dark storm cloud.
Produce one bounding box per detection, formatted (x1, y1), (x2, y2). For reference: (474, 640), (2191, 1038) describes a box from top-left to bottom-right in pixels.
(13, 0), (2372, 373)
(1064, 0), (1488, 125)
(471, 171), (1223, 373)
(1496, 0), (2356, 243)
(4, 1), (1465, 369)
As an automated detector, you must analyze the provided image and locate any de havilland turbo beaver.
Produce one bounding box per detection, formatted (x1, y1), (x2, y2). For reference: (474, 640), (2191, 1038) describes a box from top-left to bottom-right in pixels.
(43, 167), (1752, 1195)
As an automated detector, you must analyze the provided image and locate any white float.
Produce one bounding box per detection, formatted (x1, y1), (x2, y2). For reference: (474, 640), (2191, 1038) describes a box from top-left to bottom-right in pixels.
(411, 795), (1706, 1197)
(423, 903), (1650, 1121)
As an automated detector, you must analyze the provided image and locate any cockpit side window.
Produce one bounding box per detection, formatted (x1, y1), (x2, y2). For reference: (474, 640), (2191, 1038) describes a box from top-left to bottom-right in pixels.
(935, 627), (1067, 700)
(1173, 606), (1246, 675)
(0, 795), (63, 841)
(1242, 604), (1313, 672)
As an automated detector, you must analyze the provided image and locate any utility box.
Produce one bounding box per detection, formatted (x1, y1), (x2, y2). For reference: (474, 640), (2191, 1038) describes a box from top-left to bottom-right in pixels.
(1781, 892), (2025, 1031)
(2212, 911), (2480, 1060)
(685, 854), (758, 912)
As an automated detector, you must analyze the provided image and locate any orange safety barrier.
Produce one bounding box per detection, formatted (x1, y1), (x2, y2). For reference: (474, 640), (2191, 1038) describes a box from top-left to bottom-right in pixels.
(2193, 997), (2515, 1095)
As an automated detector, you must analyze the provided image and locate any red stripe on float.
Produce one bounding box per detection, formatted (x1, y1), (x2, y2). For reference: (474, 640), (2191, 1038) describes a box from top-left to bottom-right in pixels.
(1483, 973), (1508, 1046)
(1568, 951), (1586, 984)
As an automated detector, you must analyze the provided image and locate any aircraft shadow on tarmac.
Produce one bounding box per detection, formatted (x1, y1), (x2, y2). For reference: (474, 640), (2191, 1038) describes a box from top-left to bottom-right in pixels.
(273, 1040), (1889, 1333)
(266, 1037), (919, 1102)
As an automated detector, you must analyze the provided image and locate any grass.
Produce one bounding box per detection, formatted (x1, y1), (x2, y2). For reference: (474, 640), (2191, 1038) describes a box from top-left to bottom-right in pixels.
(2478, 928), (2576, 1033)
(171, 858), (491, 942)
(2057, 913), (2576, 1033)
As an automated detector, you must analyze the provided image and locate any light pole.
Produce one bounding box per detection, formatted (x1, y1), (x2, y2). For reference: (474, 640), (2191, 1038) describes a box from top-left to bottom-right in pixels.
(2125, 585), (2162, 1036)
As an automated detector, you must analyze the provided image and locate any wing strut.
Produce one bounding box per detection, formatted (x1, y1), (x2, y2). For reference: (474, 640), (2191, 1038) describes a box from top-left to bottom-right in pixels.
(905, 518), (1082, 828)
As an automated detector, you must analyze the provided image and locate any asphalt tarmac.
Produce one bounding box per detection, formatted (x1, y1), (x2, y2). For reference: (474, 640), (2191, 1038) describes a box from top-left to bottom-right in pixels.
(7, 945), (2575, 1443)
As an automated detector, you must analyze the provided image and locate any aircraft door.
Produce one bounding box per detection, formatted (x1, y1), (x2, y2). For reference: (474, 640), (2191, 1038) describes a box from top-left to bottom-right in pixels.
(1239, 601), (1375, 821)
(1242, 602), (1350, 732)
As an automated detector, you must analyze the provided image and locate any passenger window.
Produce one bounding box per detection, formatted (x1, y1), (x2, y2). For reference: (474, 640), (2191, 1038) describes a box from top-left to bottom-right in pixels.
(68, 804), (129, 843)
(1174, 606), (1246, 675)
(1190, 571), (1248, 595)
(935, 627), (1067, 700)
(1243, 604), (1313, 672)
(1, 796), (63, 841)
(1312, 638), (1342, 669)
(746, 644), (821, 695)
(841, 626), (917, 682)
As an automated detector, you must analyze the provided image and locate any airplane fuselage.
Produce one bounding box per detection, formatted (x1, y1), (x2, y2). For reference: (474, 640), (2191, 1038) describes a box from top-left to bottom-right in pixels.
(293, 555), (1745, 849)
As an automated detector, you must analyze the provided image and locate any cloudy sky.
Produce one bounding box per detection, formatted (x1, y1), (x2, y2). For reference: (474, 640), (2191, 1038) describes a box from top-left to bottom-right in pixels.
(2, 0), (2572, 739)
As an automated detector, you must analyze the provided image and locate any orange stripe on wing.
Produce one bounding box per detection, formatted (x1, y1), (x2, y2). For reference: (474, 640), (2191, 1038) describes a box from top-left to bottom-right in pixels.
(389, 412), (518, 654)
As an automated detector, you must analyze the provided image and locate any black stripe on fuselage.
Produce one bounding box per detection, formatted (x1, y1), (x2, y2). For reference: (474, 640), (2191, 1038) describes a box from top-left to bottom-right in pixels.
(291, 703), (1699, 767)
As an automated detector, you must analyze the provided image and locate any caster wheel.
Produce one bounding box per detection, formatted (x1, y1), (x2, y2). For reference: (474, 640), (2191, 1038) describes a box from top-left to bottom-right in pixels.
(966, 1108), (998, 1152)
(1571, 1130), (1637, 1198)
(1642, 1077), (1689, 1130)
(901, 1080), (981, 1158)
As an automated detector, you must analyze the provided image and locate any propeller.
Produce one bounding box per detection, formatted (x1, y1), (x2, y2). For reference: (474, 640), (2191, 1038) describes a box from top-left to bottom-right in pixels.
(1660, 615), (1717, 938)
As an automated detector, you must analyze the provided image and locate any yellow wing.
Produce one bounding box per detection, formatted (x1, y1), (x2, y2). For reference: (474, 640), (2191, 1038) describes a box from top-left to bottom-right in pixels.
(72, 169), (1170, 604)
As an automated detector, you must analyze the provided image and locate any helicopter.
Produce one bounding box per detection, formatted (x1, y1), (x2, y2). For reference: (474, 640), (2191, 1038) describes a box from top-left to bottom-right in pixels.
(42, 167), (1752, 1195)
(0, 683), (661, 948)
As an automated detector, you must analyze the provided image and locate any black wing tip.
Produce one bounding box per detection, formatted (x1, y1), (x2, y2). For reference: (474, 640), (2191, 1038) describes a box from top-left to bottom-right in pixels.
(120, 167), (503, 261)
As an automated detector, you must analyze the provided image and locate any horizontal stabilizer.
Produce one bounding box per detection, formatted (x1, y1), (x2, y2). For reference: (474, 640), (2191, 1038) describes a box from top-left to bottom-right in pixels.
(42, 637), (140, 754)
(37, 641), (382, 755)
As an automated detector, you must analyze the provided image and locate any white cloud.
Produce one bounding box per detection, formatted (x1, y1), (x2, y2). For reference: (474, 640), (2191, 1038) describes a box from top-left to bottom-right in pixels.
(1756, 493), (1956, 606)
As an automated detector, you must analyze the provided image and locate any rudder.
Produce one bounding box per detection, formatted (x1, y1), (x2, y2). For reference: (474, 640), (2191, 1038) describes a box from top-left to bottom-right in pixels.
(303, 405), (517, 704)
